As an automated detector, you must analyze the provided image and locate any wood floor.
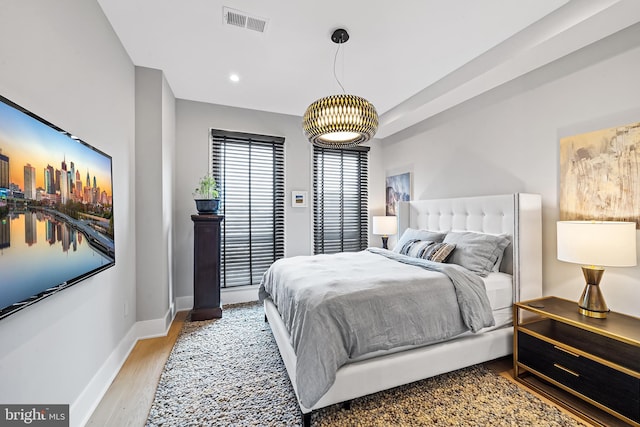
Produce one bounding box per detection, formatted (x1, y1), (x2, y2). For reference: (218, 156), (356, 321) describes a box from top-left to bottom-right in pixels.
(87, 312), (603, 427)
(86, 311), (187, 427)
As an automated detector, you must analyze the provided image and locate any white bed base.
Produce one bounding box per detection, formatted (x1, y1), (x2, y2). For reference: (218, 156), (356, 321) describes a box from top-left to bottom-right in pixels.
(264, 193), (542, 416)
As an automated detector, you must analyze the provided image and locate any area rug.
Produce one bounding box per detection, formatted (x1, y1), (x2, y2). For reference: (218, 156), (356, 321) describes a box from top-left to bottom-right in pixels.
(146, 302), (586, 427)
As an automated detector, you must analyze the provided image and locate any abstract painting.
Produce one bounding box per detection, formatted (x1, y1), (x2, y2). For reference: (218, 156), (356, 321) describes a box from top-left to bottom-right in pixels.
(385, 172), (411, 216)
(559, 121), (640, 228)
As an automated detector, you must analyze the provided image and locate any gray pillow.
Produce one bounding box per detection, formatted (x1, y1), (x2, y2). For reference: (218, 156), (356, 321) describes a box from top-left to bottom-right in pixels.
(393, 228), (447, 253)
(443, 231), (511, 276)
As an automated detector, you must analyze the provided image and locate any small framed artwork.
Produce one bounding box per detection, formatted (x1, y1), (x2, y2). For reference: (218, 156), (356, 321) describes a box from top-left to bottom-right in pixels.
(386, 172), (411, 216)
(292, 190), (308, 208)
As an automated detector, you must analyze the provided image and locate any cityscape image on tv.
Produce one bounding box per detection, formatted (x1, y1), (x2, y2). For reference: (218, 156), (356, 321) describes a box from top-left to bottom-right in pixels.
(0, 96), (115, 319)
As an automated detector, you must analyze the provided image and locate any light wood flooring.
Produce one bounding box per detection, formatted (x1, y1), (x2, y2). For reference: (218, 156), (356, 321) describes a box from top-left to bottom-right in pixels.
(86, 311), (187, 427)
(87, 312), (605, 427)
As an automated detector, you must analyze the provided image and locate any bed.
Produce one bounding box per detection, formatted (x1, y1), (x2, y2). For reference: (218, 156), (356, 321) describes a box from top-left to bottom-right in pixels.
(261, 193), (542, 425)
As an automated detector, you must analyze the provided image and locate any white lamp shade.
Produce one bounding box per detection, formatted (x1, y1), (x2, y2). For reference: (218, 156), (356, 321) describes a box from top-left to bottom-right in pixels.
(557, 221), (637, 267)
(372, 216), (397, 236)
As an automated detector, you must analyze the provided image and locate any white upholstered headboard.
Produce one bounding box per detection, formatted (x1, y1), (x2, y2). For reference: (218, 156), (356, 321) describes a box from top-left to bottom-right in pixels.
(397, 193), (542, 302)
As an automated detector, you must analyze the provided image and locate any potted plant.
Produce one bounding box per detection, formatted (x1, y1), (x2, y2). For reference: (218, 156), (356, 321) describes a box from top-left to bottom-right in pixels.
(193, 173), (220, 214)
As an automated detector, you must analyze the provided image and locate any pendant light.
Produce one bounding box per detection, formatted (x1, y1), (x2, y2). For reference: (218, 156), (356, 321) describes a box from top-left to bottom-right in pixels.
(302, 28), (378, 149)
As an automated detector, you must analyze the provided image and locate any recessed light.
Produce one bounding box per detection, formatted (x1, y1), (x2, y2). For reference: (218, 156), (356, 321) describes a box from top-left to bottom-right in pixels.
(229, 73), (240, 82)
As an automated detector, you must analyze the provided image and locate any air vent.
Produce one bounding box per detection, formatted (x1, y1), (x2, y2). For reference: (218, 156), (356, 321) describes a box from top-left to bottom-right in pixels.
(223, 7), (268, 33)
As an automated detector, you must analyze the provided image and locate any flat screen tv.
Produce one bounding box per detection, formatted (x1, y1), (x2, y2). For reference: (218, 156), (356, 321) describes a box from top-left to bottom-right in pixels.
(0, 94), (115, 320)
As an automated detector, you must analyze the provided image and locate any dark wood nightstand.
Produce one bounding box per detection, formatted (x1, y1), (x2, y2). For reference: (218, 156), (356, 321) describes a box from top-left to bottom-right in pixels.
(514, 296), (640, 426)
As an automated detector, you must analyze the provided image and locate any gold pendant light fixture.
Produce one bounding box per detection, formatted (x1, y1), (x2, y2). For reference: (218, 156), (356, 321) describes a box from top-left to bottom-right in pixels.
(303, 29), (378, 148)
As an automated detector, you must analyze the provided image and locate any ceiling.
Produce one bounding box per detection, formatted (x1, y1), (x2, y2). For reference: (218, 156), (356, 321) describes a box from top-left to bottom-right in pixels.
(97, 0), (640, 139)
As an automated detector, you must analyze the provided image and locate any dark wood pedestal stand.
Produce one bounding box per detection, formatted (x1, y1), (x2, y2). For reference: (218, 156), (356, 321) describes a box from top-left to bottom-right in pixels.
(191, 214), (224, 321)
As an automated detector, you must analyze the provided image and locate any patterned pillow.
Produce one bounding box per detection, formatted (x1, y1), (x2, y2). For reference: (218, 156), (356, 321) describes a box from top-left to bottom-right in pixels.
(398, 239), (434, 258)
(398, 240), (456, 263)
(425, 242), (456, 263)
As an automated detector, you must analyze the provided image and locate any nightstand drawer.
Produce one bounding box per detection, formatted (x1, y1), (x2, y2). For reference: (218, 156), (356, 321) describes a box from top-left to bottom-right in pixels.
(518, 331), (640, 421)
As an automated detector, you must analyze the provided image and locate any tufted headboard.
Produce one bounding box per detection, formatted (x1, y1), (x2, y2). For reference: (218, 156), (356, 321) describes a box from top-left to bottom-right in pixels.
(397, 193), (542, 302)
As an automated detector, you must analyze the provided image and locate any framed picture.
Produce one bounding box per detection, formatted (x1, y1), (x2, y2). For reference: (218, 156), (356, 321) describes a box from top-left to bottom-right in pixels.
(560, 120), (640, 228)
(291, 190), (308, 208)
(385, 172), (411, 216)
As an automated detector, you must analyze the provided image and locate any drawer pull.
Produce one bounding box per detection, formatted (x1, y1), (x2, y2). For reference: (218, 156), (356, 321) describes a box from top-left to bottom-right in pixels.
(553, 345), (580, 358)
(554, 363), (580, 377)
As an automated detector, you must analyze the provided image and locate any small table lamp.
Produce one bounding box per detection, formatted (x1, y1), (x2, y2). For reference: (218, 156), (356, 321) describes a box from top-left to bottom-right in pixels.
(557, 221), (637, 318)
(372, 216), (397, 249)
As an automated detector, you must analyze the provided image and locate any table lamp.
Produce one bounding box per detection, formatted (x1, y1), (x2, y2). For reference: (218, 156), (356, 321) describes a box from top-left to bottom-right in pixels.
(557, 221), (637, 318)
(372, 216), (397, 249)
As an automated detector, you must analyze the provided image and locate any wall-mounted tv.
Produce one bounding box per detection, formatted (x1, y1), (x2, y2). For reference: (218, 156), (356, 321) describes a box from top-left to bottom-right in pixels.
(0, 94), (115, 320)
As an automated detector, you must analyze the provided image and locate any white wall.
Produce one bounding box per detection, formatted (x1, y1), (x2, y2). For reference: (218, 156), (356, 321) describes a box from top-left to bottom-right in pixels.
(0, 0), (137, 425)
(376, 26), (640, 317)
(134, 66), (176, 328)
(162, 73), (177, 321)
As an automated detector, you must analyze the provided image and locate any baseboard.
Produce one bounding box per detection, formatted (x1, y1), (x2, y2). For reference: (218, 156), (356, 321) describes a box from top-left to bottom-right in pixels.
(134, 306), (175, 340)
(175, 287), (259, 312)
(71, 305), (176, 426)
(221, 285), (260, 305)
(71, 323), (138, 427)
(175, 296), (193, 312)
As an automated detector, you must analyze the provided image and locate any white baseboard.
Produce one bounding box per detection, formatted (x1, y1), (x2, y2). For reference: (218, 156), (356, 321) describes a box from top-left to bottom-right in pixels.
(134, 305), (175, 340)
(175, 287), (258, 313)
(72, 324), (138, 427)
(221, 285), (260, 305)
(175, 296), (193, 312)
(72, 305), (175, 426)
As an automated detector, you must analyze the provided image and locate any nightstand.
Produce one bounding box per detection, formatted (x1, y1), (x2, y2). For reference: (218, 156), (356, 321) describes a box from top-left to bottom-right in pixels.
(514, 296), (640, 426)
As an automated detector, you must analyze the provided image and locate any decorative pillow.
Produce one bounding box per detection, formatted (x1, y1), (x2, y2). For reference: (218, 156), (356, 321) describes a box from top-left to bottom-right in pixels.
(392, 228), (447, 253)
(397, 240), (456, 263)
(443, 231), (511, 277)
(398, 239), (434, 258)
(426, 242), (456, 263)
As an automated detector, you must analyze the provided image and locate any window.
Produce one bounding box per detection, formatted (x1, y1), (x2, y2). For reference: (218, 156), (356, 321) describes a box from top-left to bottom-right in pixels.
(210, 129), (285, 287)
(313, 146), (369, 254)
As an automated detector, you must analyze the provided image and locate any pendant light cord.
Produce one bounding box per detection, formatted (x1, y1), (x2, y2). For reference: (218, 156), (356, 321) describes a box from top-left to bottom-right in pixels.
(333, 43), (346, 94)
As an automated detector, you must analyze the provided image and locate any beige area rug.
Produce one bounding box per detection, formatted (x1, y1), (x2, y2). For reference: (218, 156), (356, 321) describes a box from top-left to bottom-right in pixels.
(147, 302), (586, 426)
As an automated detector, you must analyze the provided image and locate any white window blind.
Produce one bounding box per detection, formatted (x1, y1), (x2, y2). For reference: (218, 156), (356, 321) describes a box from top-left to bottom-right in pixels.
(210, 129), (285, 287)
(313, 145), (369, 254)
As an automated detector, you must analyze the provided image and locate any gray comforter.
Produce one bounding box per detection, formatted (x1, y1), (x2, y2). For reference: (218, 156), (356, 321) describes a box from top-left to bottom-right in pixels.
(258, 248), (495, 408)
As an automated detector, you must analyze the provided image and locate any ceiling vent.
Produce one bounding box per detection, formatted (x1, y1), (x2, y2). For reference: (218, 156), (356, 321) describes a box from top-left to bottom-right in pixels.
(223, 7), (268, 33)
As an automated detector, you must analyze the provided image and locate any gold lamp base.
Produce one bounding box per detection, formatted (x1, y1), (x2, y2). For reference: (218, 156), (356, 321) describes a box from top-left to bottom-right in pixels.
(578, 266), (609, 319)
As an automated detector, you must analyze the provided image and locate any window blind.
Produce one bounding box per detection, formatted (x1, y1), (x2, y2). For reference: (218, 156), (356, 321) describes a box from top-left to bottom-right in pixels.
(210, 129), (285, 287)
(313, 145), (369, 254)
